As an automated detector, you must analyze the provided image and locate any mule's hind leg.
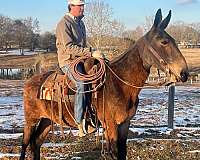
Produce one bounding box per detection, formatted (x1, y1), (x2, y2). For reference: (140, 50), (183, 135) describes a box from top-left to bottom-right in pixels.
(20, 124), (36, 160)
(30, 118), (51, 160)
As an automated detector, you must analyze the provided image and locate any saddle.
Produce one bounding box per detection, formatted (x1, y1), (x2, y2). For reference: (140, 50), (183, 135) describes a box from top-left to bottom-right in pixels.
(39, 57), (105, 102)
(39, 68), (75, 102)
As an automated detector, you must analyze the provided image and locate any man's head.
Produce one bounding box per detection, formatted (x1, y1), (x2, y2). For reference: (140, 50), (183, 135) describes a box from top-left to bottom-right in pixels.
(68, 0), (85, 17)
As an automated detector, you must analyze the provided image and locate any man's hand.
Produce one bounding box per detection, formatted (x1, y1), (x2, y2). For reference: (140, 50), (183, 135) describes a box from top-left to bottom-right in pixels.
(92, 50), (104, 59)
(84, 52), (92, 58)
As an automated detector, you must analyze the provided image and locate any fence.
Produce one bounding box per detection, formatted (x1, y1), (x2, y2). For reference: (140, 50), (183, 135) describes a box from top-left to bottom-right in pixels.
(0, 67), (37, 80)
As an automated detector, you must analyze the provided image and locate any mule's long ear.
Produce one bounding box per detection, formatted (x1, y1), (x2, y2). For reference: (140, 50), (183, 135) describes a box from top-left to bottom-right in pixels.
(153, 8), (162, 28)
(159, 10), (171, 30)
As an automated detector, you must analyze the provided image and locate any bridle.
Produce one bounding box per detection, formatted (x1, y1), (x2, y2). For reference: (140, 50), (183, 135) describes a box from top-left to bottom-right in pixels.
(143, 37), (181, 81)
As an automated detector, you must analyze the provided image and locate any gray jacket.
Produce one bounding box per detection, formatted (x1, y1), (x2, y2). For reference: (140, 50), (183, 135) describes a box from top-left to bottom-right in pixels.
(56, 13), (90, 68)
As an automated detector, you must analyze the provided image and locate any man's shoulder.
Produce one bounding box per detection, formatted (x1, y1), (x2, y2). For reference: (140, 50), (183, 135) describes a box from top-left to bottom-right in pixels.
(61, 15), (72, 22)
(57, 15), (73, 27)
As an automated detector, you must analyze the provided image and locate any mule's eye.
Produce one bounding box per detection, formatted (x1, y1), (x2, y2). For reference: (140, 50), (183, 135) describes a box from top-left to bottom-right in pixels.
(161, 39), (169, 45)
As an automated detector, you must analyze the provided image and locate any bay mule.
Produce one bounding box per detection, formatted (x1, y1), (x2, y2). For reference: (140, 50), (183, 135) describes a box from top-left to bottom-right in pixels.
(20, 9), (189, 160)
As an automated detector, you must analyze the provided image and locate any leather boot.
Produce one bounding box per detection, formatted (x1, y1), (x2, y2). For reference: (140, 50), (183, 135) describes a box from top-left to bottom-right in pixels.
(77, 123), (86, 137)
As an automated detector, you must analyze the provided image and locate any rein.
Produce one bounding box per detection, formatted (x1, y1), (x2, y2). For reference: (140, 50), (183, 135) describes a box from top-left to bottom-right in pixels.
(105, 63), (143, 89)
(105, 62), (167, 89)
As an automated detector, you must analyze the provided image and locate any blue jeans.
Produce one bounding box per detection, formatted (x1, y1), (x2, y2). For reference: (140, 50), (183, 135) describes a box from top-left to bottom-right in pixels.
(61, 63), (91, 124)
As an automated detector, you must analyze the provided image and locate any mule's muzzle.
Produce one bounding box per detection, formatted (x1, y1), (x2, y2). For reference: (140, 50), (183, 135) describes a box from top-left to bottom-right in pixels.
(180, 70), (189, 82)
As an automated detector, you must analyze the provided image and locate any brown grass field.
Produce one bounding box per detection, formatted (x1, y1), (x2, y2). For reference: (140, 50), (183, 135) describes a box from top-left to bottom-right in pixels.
(181, 48), (200, 73)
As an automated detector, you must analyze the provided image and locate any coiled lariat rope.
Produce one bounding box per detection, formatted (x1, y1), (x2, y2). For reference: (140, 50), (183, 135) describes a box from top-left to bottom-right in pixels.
(66, 56), (106, 93)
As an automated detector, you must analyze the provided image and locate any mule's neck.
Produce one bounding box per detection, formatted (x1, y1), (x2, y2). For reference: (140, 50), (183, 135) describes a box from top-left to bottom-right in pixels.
(109, 39), (150, 88)
(135, 37), (153, 70)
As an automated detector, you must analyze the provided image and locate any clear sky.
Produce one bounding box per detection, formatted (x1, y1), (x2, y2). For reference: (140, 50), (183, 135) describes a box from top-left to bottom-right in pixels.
(0, 0), (200, 33)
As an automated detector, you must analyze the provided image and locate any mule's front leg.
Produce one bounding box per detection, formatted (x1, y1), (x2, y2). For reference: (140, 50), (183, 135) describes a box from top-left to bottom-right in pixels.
(104, 120), (118, 160)
(104, 120), (130, 160)
(117, 120), (130, 160)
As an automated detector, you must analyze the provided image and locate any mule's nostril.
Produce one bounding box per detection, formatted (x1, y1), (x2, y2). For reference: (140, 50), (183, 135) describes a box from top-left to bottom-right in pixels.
(180, 70), (189, 82)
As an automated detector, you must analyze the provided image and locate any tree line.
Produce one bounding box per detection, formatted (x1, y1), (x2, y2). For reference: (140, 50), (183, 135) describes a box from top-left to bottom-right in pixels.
(0, 15), (56, 54)
(123, 16), (200, 46)
(1, 0), (200, 56)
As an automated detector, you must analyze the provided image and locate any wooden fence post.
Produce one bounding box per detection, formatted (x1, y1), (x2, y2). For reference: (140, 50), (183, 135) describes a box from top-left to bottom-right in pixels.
(168, 83), (175, 129)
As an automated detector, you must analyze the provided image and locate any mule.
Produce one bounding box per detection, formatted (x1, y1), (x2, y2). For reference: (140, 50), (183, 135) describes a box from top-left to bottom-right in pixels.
(20, 9), (189, 160)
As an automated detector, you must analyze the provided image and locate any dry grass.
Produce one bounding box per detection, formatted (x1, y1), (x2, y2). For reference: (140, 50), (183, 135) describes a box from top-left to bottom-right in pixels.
(181, 48), (200, 73)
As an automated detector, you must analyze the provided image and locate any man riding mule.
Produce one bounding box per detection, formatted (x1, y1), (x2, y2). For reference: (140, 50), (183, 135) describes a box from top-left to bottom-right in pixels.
(20, 8), (189, 160)
(56, 0), (104, 137)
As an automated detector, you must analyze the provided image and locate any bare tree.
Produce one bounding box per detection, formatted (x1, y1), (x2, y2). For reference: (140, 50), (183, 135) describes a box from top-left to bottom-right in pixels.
(133, 26), (144, 40)
(13, 19), (29, 55)
(192, 22), (200, 34)
(167, 21), (185, 43)
(12, 17), (40, 54)
(24, 17), (40, 51)
(39, 32), (56, 52)
(190, 22), (200, 44)
(0, 15), (5, 49)
(185, 24), (199, 45)
(167, 21), (200, 45)
(123, 26), (144, 41)
(84, 0), (125, 49)
(143, 16), (154, 33)
(0, 15), (13, 52)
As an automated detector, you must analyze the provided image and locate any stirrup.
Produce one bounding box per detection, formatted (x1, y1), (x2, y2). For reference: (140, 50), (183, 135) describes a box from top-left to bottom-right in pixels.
(77, 120), (86, 137)
(82, 119), (96, 134)
(82, 118), (87, 134)
(87, 124), (96, 134)
(88, 117), (96, 128)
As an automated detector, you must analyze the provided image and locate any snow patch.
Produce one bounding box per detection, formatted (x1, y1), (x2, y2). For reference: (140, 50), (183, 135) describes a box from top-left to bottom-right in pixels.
(0, 133), (23, 139)
(188, 150), (200, 153)
(0, 153), (20, 158)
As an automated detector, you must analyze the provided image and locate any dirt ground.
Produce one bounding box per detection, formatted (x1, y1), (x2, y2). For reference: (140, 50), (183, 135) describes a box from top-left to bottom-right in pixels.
(0, 128), (200, 160)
